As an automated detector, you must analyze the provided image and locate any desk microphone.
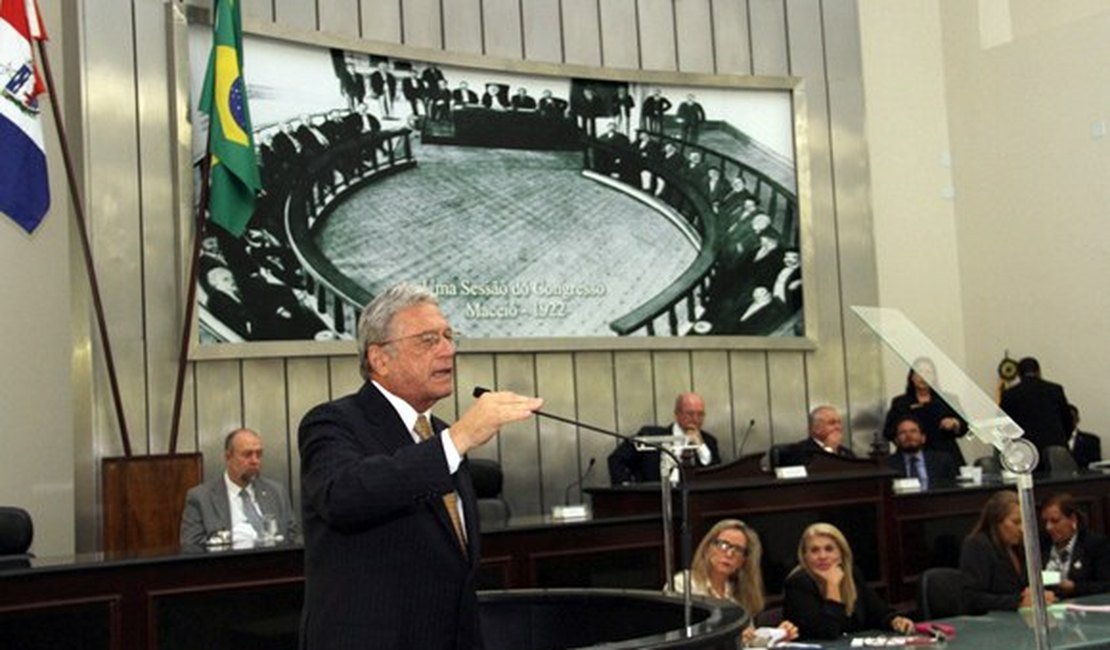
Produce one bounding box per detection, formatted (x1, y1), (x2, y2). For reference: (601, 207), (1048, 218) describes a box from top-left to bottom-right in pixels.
(736, 418), (756, 456)
(564, 457), (596, 505)
(472, 385), (694, 632)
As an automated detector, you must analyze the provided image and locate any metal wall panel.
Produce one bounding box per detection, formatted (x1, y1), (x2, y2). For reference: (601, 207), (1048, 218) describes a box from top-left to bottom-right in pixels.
(444, 0), (484, 54)
(691, 350), (734, 459)
(361, 0), (403, 43)
(319, 0), (360, 37)
(482, 0), (524, 58)
(535, 353), (577, 513)
(242, 358), (291, 494)
(651, 351), (692, 423)
(767, 352), (808, 443)
(285, 357), (331, 519)
(495, 354), (541, 518)
(402, 0), (443, 48)
(573, 351), (618, 491)
(636, 0), (677, 72)
(674, 0), (714, 73)
(613, 351), (654, 435)
(521, 0), (563, 63)
(452, 353), (496, 458)
(710, 0), (751, 75)
(727, 351), (771, 452)
(598, 0), (639, 69)
(561, 0), (602, 66)
(194, 360), (244, 481)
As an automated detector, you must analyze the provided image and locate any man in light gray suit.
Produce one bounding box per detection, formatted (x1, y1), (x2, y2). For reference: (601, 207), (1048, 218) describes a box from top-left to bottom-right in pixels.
(180, 427), (299, 551)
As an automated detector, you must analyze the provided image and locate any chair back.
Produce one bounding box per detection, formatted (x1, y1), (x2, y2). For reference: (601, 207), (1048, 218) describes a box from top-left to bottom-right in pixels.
(468, 459), (511, 526)
(918, 567), (966, 620)
(0, 506), (34, 556)
(1043, 445), (1078, 474)
(973, 454), (1001, 474)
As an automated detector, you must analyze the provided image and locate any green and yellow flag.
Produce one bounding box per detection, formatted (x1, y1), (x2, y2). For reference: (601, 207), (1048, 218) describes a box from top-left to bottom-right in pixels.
(198, 0), (259, 237)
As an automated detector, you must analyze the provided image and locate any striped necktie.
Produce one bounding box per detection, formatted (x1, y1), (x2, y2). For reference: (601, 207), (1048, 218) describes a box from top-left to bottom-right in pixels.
(414, 415), (468, 553)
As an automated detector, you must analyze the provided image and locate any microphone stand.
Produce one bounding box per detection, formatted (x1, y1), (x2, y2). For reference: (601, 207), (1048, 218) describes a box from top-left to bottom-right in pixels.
(472, 388), (695, 633)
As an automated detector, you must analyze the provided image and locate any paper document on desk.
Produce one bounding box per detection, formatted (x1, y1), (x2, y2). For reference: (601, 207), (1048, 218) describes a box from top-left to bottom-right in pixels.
(1066, 603), (1110, 613)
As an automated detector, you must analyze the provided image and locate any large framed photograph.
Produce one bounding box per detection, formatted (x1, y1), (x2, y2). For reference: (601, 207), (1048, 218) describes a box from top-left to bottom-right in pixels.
(175, 7), (814, 359)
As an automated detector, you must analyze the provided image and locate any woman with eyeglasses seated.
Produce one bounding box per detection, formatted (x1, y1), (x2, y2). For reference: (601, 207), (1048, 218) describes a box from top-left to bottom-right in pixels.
(671, 519), (799, 646)
(1041, 492), (1110, 597)
(961, 490), (1058, 613)
(784, 522), (914, 640)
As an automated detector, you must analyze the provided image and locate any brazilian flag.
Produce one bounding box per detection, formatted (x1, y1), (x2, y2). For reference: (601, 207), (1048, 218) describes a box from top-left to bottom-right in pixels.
(198, 0), (259, 237)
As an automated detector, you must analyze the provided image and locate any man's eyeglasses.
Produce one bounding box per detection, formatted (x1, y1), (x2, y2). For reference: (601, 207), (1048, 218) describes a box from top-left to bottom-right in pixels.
(375, 328), (459, 351)
(712, 538), (749, 557)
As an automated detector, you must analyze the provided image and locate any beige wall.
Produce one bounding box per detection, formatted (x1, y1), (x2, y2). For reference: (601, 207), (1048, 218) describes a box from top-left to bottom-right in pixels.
(3, 0), (888, 555)
(863, 1), (1110, 459)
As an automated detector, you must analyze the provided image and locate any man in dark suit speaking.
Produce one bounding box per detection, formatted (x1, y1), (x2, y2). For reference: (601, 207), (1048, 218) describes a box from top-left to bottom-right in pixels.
(298, 283), (542, 649)
(886, 415), (957, 489)
(607, 392), (721, 484)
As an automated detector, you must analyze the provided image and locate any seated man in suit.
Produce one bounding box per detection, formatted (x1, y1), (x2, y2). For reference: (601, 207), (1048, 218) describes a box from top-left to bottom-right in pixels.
(1068, 404), (1102, 468)
(607, 392), (721, 484)
(1041, 492), (1110, 597)
(886, 415), (957, 489)
(798, 405), (856, 460)
(180, 427), (299, 550)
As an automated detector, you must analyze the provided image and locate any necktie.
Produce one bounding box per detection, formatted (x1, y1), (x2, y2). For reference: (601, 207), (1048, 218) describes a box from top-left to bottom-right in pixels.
(414, 415), (468, 553)
(1059, 548), (1070, 574)
(908, 455), (928, 489)
(239, 488), (265, 535)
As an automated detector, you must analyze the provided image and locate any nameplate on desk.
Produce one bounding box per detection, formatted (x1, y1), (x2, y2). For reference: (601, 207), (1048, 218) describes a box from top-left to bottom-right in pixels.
(552, 504), (590, 520)
(775, 465), (808, 479)
(893, 478), (923, 493)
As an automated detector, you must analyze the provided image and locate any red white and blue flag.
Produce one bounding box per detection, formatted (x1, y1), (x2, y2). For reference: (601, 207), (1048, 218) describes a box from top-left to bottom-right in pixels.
(0, 0), (49, 233)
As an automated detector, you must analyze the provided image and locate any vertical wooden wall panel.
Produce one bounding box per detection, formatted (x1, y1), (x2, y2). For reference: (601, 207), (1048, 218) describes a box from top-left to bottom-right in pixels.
(402, 0), (443, 48)
(636, 0), (677, 72)
(327, 355), (363, 398)
(766, 352), (808, 444)
(242, 0), (275, 22)
(453, 352), (496, 457)
(690, 350), (734, 458)
(651, 351), (692, 422)
(443, 0), (484, 54)
(573, 351), (618, 491)
(361, 0), (403, 44)
(495, 354), (541, 517)
(710, 0), (751, 75)
(521, 0), (563, 63)
(535, 353), (577, 513)
(482, 0), (524, 58)
(674, 0), (714, 73)
(748, 0), (789, 75)
(319, 0), (361, 37)
(728, 351), (771, 452)
(194, 360), (244, 481)
(135, 0), (181, 457)
(816, 0), (883, 434)
(561, 0), (602, 66)
(242, 358), (291, 495)
(599, 0), (639, 70)
(286, 357), (331, 518)
(274, 0), (318, 30)
(613, 351), (654, 435)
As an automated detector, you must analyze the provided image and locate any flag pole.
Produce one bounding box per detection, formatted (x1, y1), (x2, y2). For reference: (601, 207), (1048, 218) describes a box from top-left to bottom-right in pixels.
(36, 38), (133, 457)
(167, 155), (211, 455)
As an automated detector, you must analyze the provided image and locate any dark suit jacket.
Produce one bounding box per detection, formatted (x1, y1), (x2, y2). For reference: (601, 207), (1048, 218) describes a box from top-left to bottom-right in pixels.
(1073, 430), (1102, 468)
(1042, 529), (1110, 597)
(607, 425), (721, 484)
(298, 383), (483, 650)
(783, 565), (898, 640)
(887, 450), (958, 487)
(797, 437), (856, 461)
(959, 532), (1025, 613)
(179, 473), (298, 550)
(999, 376), (1071, 453)
(882, 391), (969, 465)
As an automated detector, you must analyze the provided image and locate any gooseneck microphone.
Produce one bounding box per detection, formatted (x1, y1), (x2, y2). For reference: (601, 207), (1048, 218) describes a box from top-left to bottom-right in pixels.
(472, 386), (694, 632)
(736, 418), (756, 457)
(564, 457), (596, 505)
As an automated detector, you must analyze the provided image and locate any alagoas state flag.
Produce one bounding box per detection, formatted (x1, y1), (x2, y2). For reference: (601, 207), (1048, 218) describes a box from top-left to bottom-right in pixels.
(0, 0), (49, 233)
(198, 0), (260, 237)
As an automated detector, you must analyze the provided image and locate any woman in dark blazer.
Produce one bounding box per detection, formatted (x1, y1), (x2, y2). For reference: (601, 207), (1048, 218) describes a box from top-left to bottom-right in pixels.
(882, 357), (969, 465)
(1041, 492), (1110, 597)
(960, 490), (1058, 613)
(783, 523), (914, 640)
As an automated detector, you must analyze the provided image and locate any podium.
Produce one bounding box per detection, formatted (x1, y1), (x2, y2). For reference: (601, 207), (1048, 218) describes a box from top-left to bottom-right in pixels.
(479, 589), (746, 650)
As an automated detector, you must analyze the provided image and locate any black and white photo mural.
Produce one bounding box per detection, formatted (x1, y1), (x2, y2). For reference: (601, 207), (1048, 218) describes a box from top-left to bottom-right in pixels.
(186, 20), (810, 351)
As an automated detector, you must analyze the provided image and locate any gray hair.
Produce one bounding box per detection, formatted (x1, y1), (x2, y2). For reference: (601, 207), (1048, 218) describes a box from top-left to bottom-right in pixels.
(808, 405), (836, 434)
(357, 283), (438, 381)
(224, 427), (259, 452)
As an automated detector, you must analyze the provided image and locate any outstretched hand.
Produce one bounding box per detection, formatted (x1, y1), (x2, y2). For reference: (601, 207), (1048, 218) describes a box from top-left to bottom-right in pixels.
(452, 391), (543, 455)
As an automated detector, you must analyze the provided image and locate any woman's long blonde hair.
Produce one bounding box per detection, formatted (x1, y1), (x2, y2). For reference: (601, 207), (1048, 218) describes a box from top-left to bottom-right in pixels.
(794, 522), (858, 615)
(690, 519), (766, 616)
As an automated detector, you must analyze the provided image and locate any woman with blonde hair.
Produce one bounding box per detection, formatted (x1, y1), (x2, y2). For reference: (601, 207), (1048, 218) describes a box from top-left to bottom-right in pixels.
(784, 523), (913, 640)
(672, 519), (798, 645)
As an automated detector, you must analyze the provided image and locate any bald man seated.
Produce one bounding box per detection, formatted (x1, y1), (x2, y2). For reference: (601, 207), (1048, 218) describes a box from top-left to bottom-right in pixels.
(607, 392), (722, 484)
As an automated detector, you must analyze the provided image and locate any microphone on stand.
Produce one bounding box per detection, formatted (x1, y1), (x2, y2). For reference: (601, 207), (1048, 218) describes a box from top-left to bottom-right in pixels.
(736, 419), (756, 457)
(564, 457), (596, 505)
(472, 386), (695, 633)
